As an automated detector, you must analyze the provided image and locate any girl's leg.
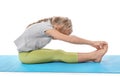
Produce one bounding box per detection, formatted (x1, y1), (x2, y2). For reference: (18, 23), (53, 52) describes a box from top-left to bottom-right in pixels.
(78, 44), (108, 62)
(18, 49), (78, 64)
(18, 45), (108, 64)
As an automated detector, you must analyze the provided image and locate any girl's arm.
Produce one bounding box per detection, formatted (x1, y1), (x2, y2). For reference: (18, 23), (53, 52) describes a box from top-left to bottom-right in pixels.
(45, 29), (94, 45)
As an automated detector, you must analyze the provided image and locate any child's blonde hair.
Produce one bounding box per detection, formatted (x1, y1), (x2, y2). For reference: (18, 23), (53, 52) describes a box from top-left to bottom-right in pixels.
(27, 16), (72, 34)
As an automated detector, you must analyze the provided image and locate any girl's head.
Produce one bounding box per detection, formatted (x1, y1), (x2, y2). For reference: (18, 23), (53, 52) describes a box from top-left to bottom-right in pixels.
(50, 16), (72, 35)
(27, 16), (73, 35)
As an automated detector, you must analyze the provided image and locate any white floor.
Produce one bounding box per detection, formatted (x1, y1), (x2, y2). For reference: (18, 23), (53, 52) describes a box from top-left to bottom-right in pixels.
(0, 73), (120, 77)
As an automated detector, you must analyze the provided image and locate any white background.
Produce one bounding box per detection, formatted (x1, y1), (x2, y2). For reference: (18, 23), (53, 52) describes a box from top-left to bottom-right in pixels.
(0, 0), (120, 77)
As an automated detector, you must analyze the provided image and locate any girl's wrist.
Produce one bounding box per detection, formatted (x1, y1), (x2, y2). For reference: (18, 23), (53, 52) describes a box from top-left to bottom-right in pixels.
(87, 41), (94, 46)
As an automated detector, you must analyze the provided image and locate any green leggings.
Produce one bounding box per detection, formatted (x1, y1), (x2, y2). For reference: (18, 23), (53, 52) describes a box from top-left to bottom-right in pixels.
(19, 49), (78, 64)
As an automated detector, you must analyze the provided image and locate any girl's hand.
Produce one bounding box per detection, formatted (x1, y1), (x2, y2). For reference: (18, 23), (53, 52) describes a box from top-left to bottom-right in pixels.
(91, 41), (108, 50)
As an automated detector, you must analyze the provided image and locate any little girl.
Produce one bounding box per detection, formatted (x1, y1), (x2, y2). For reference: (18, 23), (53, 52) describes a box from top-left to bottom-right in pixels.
(14, 16), (108, 64)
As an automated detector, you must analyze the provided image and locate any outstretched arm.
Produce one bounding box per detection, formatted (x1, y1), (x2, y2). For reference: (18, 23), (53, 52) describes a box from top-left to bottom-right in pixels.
(45, 29), (107, 49)
(45, 29), (93, 45)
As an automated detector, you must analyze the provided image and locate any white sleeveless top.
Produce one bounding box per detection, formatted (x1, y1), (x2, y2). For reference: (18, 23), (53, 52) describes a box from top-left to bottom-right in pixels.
(14, 20), (53, 52)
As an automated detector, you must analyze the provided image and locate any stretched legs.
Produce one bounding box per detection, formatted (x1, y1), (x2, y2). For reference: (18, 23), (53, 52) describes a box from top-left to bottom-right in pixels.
(18, 45), (108, 64)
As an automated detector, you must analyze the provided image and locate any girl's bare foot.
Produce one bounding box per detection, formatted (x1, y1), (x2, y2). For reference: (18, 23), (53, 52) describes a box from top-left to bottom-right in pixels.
(93, 44), (108, 62)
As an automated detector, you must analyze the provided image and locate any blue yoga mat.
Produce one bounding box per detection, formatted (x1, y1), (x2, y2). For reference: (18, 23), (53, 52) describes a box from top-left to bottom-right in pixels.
(0, 55), (120, 73)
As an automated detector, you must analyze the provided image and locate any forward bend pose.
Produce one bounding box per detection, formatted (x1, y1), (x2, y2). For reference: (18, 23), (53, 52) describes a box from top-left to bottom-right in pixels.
(14, 16), (108, 64)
